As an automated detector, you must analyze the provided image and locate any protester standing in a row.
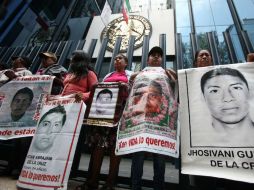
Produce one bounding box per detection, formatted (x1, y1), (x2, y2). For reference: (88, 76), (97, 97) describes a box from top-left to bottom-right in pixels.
(37, 52), (67, 95)
(247, 52), (254, 62)
(61, 50), (98, 103)
(76, 54), (132, 190)
(128, 46), (177, 190)
(0, 56), (32, 87)
(2, 56), (33, 179)
(189, 49), (218, 190)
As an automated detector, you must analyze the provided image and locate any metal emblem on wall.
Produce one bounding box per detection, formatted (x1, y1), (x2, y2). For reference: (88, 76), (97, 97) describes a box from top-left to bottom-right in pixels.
(29, 25), (70, 46)
(100, 15), (152, 53)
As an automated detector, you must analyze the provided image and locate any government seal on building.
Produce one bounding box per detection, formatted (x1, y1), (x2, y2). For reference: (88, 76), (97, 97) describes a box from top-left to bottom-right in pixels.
(101, 15), (152, 52)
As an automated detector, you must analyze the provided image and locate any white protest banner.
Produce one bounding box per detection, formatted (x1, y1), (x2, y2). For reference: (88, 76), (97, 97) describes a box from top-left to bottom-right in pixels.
(84, 82), (128, 127)
(115, 67), (179, 157)
(17, 96), (86, 190)
(0, 75), (54, 139)
(179, 63), (254, 183)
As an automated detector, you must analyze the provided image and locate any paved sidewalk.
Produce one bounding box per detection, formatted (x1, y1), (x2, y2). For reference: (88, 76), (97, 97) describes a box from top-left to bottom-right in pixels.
(0, 154), (179, 190)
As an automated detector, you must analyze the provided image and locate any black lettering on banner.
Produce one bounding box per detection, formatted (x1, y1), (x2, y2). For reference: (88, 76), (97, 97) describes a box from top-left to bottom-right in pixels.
(210, 160), (223, 167)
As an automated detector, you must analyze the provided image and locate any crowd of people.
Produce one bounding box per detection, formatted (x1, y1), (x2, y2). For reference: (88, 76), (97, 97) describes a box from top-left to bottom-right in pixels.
(0, 47), (254, 190)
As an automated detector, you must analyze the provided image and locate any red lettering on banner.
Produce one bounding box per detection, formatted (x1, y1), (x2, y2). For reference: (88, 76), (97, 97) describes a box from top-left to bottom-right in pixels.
(20, 169), (61, 182)
(14, 76), (53, 81)
(119, 141), (127, 148)
(128, 137), (138, 146)
(44, 99), (74, 106)
(145, 137), (175, 150)
(0, 130), (12, 136)
(21, 170), (29, 178)
(14, 129), (35, 135)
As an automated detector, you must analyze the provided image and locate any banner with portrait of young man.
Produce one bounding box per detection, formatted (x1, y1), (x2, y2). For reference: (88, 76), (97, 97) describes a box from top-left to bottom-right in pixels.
(17, 95), (86, 190)
(179, 63), (254, 183)
(0, 75), (54, 140)
(83, 82), (128, 127)
(115, 67), (179, 157)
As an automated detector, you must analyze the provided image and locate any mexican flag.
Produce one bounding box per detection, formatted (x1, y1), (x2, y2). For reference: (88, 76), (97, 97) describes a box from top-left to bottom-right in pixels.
(122, 0), (131, 24)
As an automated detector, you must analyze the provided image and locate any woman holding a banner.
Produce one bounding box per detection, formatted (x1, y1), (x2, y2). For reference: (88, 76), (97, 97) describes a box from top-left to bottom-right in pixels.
(189, 49), (218, 190)
(61, 50), (98, 103)
(1, 56), (33, 179)
(78, 54), (132, 190)
(247, 52), (254, 62)
(193, 49), (213, 68)
(0, 56), (32, 87)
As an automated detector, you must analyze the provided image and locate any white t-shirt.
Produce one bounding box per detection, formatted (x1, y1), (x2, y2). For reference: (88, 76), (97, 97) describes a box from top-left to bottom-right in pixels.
(0, 68), (32, 86)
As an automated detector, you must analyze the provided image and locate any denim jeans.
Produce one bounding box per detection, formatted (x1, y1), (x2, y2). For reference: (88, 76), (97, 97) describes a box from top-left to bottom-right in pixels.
(131, 152), (165, 190)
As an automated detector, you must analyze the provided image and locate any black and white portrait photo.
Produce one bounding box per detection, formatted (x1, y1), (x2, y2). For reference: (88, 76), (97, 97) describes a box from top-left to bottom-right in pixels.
(17, 99), (86, 189)
(0, 75), (54, 140)
(179, 63), (254, 147)
(88, 87), (119, 119)
(31, 105), (66, 153)
(10, 87), (34, 122)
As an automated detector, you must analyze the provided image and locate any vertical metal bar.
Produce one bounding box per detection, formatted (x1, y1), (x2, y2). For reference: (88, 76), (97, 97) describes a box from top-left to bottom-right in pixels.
(188, 0), (195, 33)
(58, 41), (73, 67)
(1, 47), (15, 67)
(88, 39), (98, 58)
(108, 37), (122, 73)
(141, 35), (150, 69)
(11, 47), (23, 57)
(19, 46), (32, 56)
(29, 43), (50, 73)
(47, 42), (57, 52)
(6, 47), (23, 66)
(27, 46), (39, 61)
(241, 30), (254, 53)
(190, 33), (198, 59)
(75, 40), (86, 50)
(55, 41), (66, 55)
(0, 47), (7, 61)
(126, 35), (135, 70)
(206, 31), (220, 65)
(55, 41), (66, 65)
(227, 0), (250, 55)
(94, 37), (108, 74)
(176, 33), (184, 69)
(223, 31), (238, 63)
(159, 34), (166, 69)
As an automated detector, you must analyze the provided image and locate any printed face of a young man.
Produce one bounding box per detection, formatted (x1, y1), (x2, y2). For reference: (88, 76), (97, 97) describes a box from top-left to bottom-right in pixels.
(203, 75), (249, 124)
(11, 93), (31, 118)
(33, 112), (64, 152)
(95, 93), (112, 114)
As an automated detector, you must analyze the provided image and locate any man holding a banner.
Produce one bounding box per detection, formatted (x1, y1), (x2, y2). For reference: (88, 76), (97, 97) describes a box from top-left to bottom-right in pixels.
(116, 46), (178, 190)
